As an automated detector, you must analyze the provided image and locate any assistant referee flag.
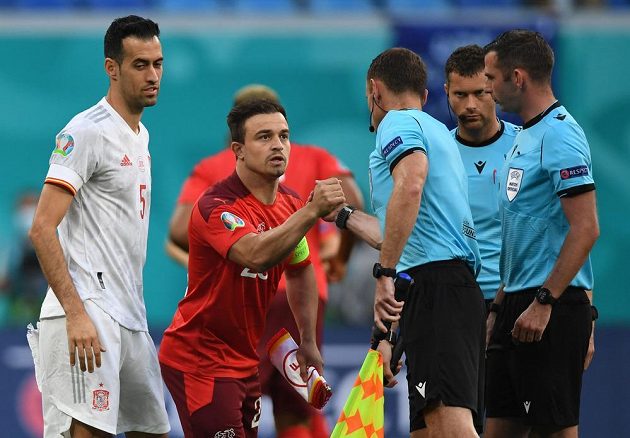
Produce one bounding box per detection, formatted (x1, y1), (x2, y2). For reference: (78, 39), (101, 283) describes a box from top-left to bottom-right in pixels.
(331, 349), (384, 438)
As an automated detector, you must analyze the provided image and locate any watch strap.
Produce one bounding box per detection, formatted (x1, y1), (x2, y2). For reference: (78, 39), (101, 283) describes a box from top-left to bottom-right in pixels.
(591, 305), (598, 321)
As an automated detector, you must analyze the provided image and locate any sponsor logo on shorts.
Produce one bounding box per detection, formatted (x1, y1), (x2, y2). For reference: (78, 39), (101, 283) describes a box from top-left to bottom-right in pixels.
(214, 429), (236, 438)
(560, 165), (588, 180)
(53, 133), (74, 157)
(524, 400), (531, 413)
(415, 381), (426, 398)
(221, 212), (245, 231)
(506, 168), (524, 202)
(92, 383), (110, 411)
(382, 136), (403, 158)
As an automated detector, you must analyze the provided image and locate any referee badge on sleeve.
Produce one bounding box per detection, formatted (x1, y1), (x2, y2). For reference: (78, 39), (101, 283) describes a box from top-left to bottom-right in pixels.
(506, 168), (524, 202)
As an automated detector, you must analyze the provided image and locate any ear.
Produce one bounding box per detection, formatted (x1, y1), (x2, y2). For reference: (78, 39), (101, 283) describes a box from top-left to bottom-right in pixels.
(513, 68), (525, 89)
(421, 88), (429, 106)
(443, 82), (448, 97)
(105, 57), (118, 81)
(231, 141), (244, 160)
(369, 78), (380, 101)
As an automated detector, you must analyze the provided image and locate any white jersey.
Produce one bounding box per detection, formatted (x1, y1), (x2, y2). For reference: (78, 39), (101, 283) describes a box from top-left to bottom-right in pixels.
(40, 97), (152, 331)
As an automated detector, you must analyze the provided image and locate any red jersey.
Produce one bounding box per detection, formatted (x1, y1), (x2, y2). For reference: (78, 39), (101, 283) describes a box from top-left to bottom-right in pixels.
(176, 144), (351, 300)
(160, 172), (311, 378)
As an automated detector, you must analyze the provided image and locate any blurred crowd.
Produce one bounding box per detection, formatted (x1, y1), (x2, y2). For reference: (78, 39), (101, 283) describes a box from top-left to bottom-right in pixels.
(0, 0), (627, 13)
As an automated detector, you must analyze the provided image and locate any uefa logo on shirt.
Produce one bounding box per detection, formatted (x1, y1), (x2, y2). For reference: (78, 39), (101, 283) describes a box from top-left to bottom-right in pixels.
(53, 133), (74, 157)
(221, 212), (245, 231)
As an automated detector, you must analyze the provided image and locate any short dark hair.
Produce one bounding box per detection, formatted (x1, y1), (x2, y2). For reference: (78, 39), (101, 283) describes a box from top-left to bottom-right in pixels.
(484, 30), (554, 84)
(104, 15), (160, 64)
(445, 45), (485, 82)
(367, 47), (427, 95)
(227, 99), (287, 143)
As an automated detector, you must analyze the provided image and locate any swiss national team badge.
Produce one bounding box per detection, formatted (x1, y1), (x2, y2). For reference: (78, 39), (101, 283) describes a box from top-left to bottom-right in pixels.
(506, 168), (524, 202)
(92, 385), (110, 411)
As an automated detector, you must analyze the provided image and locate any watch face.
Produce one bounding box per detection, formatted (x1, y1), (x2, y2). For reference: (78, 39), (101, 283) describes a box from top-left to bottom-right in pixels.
(537, 288), (552, 304)
(373, 263), (380, 278)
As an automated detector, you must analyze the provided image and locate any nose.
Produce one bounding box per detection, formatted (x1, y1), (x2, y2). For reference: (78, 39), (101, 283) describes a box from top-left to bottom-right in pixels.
(146, 66), (159, 83)
(271, 136), (284, 150)
(466, 95), (477, 110)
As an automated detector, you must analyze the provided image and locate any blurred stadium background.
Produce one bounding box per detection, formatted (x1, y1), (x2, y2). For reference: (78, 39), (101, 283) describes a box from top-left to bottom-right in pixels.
(1, 1), (629, 436)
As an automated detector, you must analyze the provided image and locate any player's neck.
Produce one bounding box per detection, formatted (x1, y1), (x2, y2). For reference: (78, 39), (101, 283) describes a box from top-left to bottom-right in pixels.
(382, 92), (423, 113)
(236, 166), (278, 205)
(106, 91), (143, 134)
(457, 117), (501, 145)
(519, 86), (557, 125)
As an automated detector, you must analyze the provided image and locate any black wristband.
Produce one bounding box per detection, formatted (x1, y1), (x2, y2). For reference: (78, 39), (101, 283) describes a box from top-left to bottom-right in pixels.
(488, 302), (501, 314)
(335, 205), (356, 229)
(591, 305), (598, 321)
(385, 329), (398, 345)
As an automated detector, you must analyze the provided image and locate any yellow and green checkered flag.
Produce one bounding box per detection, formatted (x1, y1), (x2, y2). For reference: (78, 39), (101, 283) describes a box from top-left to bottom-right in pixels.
(331, 349), (384, 438)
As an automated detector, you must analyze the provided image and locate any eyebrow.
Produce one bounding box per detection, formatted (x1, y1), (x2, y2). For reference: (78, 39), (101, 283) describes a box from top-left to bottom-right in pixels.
(133, 57), (163, 64)
(255, 128), (289, 136)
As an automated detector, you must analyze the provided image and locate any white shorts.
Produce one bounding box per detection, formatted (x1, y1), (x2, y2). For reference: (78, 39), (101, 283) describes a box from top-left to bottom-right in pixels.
(27, 300), (170, 437)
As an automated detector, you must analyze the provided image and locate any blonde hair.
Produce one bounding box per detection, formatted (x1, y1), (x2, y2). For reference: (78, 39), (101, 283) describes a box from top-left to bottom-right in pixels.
(233, 84), (280, 106)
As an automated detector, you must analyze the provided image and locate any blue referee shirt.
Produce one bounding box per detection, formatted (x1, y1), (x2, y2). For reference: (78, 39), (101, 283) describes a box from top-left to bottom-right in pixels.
(452, 120), (520, 299)
(369, 109), (481, 275)
(498, 102), (595, 292)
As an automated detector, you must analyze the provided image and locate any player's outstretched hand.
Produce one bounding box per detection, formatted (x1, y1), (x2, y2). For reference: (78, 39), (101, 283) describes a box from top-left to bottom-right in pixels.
(296, 339), (324, 383)
(66, 311), (106, 373)
(310, 178), (346, 218)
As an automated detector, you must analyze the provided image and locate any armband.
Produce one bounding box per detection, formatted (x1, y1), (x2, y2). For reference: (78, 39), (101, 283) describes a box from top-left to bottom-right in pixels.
(289, 236), (310, 265)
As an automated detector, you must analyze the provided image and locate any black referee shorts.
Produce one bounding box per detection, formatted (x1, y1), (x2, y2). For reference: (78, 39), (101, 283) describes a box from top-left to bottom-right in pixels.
(486, 287), (592, 427)
(399, 259), (486, 433)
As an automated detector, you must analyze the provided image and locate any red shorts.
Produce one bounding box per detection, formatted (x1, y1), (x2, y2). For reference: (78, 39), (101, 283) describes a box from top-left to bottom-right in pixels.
(160, 363), (262, 438)
(257, 289), (325, 419)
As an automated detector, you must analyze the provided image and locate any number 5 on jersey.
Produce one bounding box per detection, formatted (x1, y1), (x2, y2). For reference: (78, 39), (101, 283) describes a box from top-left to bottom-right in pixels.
(139, 184), (147, 219)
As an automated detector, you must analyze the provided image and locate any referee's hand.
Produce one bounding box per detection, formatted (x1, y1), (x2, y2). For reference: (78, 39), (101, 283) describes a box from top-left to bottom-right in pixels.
(512, 300), (552, 343)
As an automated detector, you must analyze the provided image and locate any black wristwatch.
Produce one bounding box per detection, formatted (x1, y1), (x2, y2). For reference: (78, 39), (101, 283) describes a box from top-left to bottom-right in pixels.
(372, 262), (396, 279)
(535, 287), (557, 305)
(591, 305), (599, 321)
(488, 302), (502, 314)
(335, 205), (356, 229)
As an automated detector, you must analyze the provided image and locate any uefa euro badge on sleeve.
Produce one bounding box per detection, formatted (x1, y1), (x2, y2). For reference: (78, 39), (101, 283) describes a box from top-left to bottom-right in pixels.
(506, 168), (524, 202)
(267, 328), (332, 409)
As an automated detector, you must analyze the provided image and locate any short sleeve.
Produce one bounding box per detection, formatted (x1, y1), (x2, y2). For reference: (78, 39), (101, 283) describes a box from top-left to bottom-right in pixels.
(378, 113), (427, 173)
(45, 124), (100, 195)
(178, 160), (217, 205)
(199, 206), (257, 258)
(542, 123), (595, 198)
